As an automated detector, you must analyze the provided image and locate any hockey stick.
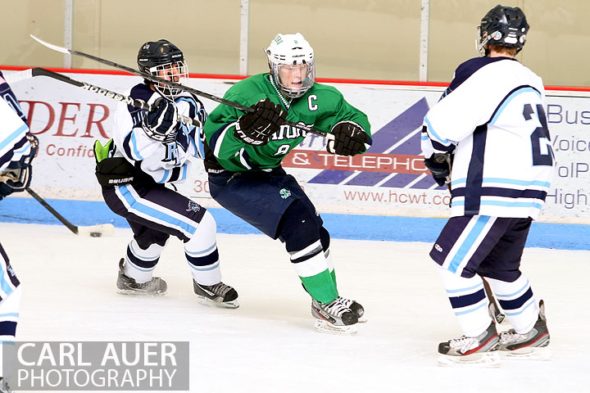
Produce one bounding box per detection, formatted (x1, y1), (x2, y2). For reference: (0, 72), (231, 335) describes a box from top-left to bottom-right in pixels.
(25, 188), (115, 237)
(30, 35), (330, 138)
(30, 34), (252, 112)
(433, 154), (506, 324)
(482, 278), (505, 324)
(29, 67), (201, 128)
(2, 68), (34, 84)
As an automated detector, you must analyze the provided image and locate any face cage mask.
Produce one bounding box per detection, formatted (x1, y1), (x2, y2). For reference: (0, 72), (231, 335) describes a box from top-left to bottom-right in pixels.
(271, 63), (315, 99)
(147, 61), (188, 98)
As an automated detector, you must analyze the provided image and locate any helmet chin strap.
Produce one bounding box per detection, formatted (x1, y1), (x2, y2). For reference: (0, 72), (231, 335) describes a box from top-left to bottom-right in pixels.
(268, 74), (292, 109)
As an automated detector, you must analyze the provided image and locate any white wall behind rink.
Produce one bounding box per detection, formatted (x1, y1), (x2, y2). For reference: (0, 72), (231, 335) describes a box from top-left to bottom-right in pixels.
(3, 69), (590, 224)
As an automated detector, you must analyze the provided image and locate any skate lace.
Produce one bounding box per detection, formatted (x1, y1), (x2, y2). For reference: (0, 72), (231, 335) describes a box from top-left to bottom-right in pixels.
(132, 277), (163, 290)
(209, 282), (232, 297)
(448, 336), (478, 352)
(338, 297), (353, 308)
(323, 297), (351, 317)
(500, 329), (528, 345)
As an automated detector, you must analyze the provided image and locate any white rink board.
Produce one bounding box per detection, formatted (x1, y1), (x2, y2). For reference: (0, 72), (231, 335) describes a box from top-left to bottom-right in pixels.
(3, 69), (590, 224)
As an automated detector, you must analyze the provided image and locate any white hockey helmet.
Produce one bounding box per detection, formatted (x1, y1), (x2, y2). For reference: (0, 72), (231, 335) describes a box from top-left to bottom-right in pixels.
(266, 33), (315, 99)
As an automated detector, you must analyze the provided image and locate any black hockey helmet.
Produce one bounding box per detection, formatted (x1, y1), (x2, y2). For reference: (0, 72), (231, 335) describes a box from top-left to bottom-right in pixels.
(137, 39), (188, 98)
(478, 5), (529, 55)
(137, 39), (184, 73)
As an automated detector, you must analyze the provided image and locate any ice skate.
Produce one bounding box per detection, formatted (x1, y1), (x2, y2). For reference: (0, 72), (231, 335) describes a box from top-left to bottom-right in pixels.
(0, 378), (12, 393)
(193, 280), (239, 309)
(498, 300), (550, 360)
(116, 259), (167, 295)
(338, 297), (366, 323)
(311, 297), (359, 334)
(437, 322), (500, 366)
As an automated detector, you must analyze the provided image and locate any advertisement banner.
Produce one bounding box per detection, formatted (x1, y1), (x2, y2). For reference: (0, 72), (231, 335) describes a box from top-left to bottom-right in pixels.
(4, 69), (589, 224)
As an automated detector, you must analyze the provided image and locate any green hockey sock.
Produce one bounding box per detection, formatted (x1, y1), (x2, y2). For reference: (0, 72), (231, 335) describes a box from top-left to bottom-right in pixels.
(300, 269), (338, 304)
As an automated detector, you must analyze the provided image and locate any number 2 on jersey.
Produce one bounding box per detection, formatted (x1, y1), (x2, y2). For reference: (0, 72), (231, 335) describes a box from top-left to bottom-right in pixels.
(523, 103), (553, 166)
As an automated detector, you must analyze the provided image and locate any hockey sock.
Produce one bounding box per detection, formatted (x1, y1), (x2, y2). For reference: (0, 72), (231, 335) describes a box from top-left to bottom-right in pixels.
(185, 210), (221, 286)
(0, 341), (17, 385)
(324, 248), (338, 289)
(125, 240), (163, 283)
(0, 285), (19, 382)
(291, 242), (338, 304)
(440, 268), (491, 337)
(318, 227), (338, 289)
(486, 274), (539, 333)
(0, 286), (20, 341)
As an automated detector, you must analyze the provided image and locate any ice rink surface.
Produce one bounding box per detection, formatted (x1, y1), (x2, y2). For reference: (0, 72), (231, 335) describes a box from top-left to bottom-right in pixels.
(2, 223), (589, 393)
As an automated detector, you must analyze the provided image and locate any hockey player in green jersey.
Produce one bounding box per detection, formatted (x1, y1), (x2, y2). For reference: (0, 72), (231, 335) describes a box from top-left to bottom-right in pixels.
(203, 33), (371, 333)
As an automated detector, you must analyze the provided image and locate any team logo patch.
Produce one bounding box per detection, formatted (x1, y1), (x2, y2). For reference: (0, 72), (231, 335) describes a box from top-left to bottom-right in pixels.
(186, 201), (201, 213)
(280, 188), (291, 199)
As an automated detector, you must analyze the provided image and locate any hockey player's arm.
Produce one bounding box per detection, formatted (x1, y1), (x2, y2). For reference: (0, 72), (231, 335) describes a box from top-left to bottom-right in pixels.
(204, 96), (264, 172)
(0, 72), (38, 199)
(140, 95), (206, 184)
(320, 92), (372, 156)
(0, 71), (28, 123)
(111, 102), (181, 184)
(422, 67), (501, 148)
(0, 98), (38, 200)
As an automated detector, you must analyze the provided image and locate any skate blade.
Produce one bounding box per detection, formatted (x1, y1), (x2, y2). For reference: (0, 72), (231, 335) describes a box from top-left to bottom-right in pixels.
(313, 319), (358, 335)
(438, 352), (501, 367)
(116, 288), (167, 296)
(501, 346), (551, 360)
(196, 296), (240, 309)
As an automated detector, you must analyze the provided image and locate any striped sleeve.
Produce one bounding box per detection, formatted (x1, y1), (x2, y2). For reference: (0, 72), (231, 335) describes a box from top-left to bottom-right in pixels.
(0, 99), (31, 172)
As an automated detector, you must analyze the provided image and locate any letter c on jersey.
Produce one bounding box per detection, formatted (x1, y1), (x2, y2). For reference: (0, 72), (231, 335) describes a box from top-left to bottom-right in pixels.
(308, 95), (318, 111)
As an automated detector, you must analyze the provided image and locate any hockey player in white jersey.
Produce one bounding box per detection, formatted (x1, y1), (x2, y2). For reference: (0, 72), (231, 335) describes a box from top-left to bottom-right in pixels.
(421, 5), (554, 364)
(94, 40), (238, 307)
(0, 70), (38, 392)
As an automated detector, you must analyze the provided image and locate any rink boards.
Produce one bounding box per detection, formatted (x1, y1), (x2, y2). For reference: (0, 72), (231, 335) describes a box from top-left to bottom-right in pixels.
(1, 67), (589, 246)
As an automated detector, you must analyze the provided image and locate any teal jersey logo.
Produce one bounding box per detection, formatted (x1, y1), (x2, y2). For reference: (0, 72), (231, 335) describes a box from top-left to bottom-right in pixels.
(280, 188), (291, 199)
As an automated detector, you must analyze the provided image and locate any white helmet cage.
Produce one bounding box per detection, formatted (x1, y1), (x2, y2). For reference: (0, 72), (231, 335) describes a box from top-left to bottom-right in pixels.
(266, 33), (315, 99)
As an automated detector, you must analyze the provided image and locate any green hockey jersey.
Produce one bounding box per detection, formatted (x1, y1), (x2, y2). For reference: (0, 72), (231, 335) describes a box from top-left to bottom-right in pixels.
(204, 73), (371, 172)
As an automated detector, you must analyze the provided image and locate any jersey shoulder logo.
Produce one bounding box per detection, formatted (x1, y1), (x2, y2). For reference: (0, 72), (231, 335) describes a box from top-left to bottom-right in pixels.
(279, 188), (291, 199)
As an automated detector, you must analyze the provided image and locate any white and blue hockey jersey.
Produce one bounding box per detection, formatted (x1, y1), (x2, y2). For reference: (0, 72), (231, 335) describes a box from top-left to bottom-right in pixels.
(111, 84), (206, 185)
(422, 57), (555, 219)
(0, 71), (35, 173)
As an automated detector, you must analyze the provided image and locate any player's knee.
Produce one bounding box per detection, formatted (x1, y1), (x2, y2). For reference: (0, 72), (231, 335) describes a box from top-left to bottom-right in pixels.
(278, 200), (322, 253)
(481, 269), (521, 282)
(319, 226), (330, 252)
(186, 210), (217, 250)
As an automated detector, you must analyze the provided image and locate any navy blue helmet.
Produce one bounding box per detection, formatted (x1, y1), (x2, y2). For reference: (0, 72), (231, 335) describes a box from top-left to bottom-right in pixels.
(137, 39), (187, 98)
(478, 5), (529, 55)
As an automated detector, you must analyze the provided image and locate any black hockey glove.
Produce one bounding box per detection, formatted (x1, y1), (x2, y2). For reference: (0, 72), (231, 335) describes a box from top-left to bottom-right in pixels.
(327, 122), (370, 156)
(424, 153), (452, 186)
(0, 134), (39, 200)
(0, 166), (33, 200)
(142, 98), (179, 143)
(94, 139), (138, 187)
(236, 99), (286, 145)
